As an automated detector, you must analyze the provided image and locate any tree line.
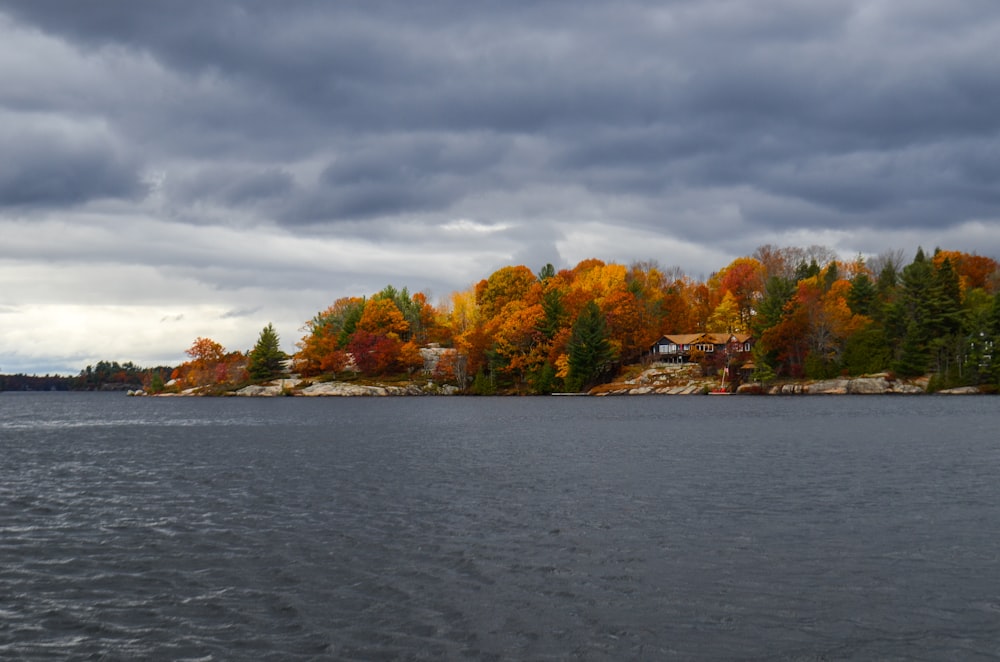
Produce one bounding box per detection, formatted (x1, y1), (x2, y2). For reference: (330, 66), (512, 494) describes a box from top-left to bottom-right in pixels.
(0, 361), (175, 392)
(164, 244), (1000, 394)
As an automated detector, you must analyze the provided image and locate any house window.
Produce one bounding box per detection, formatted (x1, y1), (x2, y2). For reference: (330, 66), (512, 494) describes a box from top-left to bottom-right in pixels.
(744, 342), (751, 352)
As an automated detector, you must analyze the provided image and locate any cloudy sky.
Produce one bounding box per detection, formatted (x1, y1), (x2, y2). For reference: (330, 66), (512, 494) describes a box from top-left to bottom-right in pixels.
(2, 1), (1000, 375)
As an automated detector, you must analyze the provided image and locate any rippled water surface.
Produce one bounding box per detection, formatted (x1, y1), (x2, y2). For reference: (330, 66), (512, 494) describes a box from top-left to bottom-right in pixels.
(2, 392), (999, 660)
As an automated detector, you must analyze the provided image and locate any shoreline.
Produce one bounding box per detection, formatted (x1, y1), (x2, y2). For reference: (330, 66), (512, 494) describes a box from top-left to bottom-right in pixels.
(129, 371), (991, 397)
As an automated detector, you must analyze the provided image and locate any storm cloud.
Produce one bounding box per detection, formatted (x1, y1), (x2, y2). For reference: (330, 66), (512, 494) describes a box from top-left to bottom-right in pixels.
(2, 0), (1000, 373)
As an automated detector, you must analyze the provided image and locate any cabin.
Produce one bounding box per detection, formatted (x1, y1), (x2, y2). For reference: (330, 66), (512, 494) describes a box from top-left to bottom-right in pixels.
(649, 332), (753, 365)
(650, 332), (755, 386)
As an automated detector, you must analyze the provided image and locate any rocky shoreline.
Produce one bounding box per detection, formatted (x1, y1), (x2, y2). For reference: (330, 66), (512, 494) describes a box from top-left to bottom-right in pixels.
(134, 378), (461, 397)
(590, 364), (985, 396)
(128, 364), (988, 397)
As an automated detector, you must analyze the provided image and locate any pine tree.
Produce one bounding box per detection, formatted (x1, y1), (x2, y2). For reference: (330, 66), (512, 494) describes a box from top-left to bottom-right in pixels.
(248, 323), (286, 380)
(847, 272), (877, 317)
(536, 287), (566, 339)
(823, 261), (839, 291)
(842, 323), (892, 375)
(931, 256), (963, 336)
(753, 276), (795, 336)
(794, 259), (821, 282)
(566, 301), (615, 392)
(894, 320), (928, 377)
(892, 248), (934, 373)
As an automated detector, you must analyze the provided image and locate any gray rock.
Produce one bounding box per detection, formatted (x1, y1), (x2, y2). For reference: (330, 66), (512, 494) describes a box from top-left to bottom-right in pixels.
(806, 379), (849, 394)
(846, 377), (889, 394)
(300, 382), (388, 396)
(235, 384), (279, 396)
(234, 378), (303, 397)
(937, 386), (982, 394)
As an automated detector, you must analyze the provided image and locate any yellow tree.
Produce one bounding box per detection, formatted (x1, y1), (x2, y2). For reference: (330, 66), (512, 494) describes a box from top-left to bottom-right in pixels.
(573, 261), (628, 304)
(707, 291), (742, 333)
(474, 265), (538, 320)
(446, 288), (479, 338)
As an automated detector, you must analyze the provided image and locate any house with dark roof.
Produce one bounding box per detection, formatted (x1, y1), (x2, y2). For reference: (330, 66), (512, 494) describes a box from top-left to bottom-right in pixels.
(650, 332), (752, 364)
(650, 332), (755, 387)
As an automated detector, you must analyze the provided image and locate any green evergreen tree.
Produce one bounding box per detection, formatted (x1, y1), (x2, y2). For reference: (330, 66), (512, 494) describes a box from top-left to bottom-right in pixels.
(248, 323), (287, 380)
(470, 369), (496, 395)
(891, 248), (934, 373)
(530, 361), (558, 394)
(847, 272), (877, 317)
(536, 287), (567, 340)
(823, 261), (839, 291)
(566, 301), (615, 392)
(894, 320), (928, 377)
(874, 259), (901, 324)
(337, 300), (365, 348)
(842, 323), (892, 375)
(753, 276), (795, 336)
(749, 276), (794, 382)
(927, 257), (967, 380)
(931, 257), (964, 336)
(794, 259), (821, 282)
(749, 341), (777, 384)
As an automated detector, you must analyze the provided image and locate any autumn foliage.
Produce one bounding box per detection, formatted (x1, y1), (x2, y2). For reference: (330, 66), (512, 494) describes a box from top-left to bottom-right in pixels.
(171, 337), (247, 388)
(176, 245), (1000, 393)
(283, 248), (1000, 392)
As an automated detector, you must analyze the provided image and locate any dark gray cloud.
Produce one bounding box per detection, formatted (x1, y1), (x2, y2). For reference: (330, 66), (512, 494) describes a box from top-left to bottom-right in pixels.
(3, 0), (1000, 373)
(0, 121), (146, 207)
(166, 166), (294, 209)
(4, 0), (999, 235)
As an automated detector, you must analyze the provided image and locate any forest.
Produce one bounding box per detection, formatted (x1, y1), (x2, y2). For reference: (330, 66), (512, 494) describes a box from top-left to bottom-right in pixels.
(160, 244), (1000, 395)
(0, 361), (175, 392)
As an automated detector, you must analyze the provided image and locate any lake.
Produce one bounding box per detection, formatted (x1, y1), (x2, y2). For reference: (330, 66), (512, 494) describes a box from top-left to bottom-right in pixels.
(1, 392), (998, 660)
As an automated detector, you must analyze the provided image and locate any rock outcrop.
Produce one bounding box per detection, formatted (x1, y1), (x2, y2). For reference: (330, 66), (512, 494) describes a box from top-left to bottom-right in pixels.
(937, 385), (984, 394)
(229, 379), (460, 397)
(234, 379), (304, 396)
(593, 366), (934, 396)
(763, 373), (927, 395)
(592, 363), (718, 395)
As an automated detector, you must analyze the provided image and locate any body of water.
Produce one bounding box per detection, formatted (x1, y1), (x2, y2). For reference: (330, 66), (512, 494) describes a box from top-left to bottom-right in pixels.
(1, 392), (999, 660)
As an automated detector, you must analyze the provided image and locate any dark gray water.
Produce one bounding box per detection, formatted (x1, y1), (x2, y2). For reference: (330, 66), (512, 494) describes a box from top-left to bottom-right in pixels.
(1, 392), (999, 660)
